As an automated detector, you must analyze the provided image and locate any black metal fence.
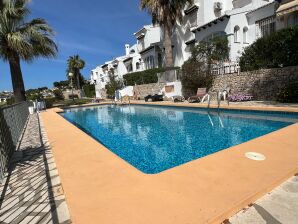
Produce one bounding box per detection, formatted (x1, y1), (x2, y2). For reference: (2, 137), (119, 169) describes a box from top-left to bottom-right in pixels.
(0, 102), (30, 180)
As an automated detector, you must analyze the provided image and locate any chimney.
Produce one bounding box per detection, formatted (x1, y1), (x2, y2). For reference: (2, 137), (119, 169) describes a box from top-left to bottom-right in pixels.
(125, 44), (130, 56)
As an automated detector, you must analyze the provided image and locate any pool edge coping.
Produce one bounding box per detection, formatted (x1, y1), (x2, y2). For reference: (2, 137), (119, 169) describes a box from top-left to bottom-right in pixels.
(43, 103), (298, 224)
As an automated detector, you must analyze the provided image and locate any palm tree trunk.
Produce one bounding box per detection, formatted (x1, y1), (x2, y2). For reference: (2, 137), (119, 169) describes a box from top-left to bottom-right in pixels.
(164, 23), (174, 68)
(76, 68), (81, 90)
(8, 52), (26, 102)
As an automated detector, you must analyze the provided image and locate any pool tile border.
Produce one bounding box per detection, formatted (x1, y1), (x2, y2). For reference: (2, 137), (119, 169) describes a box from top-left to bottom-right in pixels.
(41, 103), (298, 224)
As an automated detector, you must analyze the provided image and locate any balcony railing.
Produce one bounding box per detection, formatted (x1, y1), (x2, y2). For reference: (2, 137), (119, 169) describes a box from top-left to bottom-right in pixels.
(212, 62), (240, 75)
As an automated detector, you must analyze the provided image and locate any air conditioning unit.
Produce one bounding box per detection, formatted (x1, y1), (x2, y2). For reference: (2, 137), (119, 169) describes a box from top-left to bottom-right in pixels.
(214, 2), (223, 11)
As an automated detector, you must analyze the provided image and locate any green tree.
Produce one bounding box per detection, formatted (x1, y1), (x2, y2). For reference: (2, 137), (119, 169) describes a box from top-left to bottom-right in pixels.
(0, 0), (57, 102)
(105, 73), (123, 99)
(67, 55), (85, 90)
(140, 0), (192, 68)
(53, 89), (64, 100)
(181, 36), (229, 96)
(53, 80), (69, 89)
(83, 83), (95, 98)
(240, 25), (298, 71)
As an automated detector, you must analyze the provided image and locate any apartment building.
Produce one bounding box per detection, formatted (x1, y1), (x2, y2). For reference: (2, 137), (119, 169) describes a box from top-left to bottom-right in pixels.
(276, 0), (298, 29)
(173, 0), (277, 65)
(134, 25), (163, 70)
(91, 0), (285, 98)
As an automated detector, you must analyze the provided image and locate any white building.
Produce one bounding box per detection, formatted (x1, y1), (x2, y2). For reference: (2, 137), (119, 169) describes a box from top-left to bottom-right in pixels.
(276, 0), (298, 30)
(91, 0), (282, 99)
(173, 0), (277, 65)
(91, 44), (143, 98)
(91, 24), (165, 99)
(134, 25), (164, 69)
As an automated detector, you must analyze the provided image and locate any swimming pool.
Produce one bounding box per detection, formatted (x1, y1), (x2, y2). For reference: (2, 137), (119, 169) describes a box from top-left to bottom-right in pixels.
(61, 105), (298, 174)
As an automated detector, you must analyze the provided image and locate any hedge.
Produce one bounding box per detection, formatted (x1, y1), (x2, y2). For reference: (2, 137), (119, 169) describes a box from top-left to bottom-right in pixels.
(123, 67), (179, 86)
(240, 26), (298, 71)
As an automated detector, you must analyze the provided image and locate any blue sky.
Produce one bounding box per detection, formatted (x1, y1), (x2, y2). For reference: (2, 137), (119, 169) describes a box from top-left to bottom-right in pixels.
(0, 0), (151, 91)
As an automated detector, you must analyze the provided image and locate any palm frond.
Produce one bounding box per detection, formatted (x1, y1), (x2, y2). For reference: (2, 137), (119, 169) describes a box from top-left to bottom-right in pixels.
(0, 0), (57, 61)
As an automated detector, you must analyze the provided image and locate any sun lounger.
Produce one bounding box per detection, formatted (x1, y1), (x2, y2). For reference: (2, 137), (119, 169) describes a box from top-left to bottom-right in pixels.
(188, 88), (208, 103)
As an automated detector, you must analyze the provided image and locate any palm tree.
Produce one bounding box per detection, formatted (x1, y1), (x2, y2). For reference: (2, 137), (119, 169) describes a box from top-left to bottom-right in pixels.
(67, 55), (85, 90)
(0, 0), (58, 102)
(140, 0), (192, 68)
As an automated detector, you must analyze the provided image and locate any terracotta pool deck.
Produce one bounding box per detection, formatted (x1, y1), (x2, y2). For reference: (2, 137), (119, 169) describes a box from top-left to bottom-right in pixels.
(41, 102), (298, 224)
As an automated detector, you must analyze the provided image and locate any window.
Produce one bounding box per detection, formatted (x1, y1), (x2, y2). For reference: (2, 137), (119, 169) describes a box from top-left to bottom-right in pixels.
(243, 27), (248, 43)
(145, 56), (155, 69)
(287, 12), (298, 28)
(234, 26), (240, 43)
(136, 62), (140, 70)
(165, 85), (174, 93)
(188, 11), (197, 28)
(126, 63), (133, 72)
(256, 16), (275, 38)
(203, 31), (226, 42)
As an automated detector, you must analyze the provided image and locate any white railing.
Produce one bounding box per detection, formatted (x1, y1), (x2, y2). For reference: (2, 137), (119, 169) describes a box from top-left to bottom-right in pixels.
(212, 62), (240, 75)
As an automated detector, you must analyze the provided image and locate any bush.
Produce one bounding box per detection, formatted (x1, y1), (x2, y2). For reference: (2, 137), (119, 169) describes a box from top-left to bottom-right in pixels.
(69, 94), (79, 100)
(240, 26), (298, 71)
(276, 82), (298, 103)
(53, 89), (65, 100)
(55, 99), (93, 107)
(83, 83), (95, 98)
(105, 74), (123, 99)
(44, 97), (55, 108)
(6, 97), (15, 105)
(181, 60), (213, 97)
(123, 67), (179, 86)
(181, 36), (229, 97)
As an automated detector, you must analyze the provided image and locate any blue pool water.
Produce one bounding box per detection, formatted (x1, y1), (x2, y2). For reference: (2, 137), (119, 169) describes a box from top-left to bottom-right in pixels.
(61, 105), (298, 174)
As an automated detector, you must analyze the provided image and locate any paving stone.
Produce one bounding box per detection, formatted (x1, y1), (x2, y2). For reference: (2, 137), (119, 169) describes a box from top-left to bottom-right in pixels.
(0, 114), (71, 223)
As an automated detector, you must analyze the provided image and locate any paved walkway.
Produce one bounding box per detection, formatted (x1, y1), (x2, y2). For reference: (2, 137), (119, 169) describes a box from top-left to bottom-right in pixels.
(229, 175), (298, 224)
(0, 114), (71, 224)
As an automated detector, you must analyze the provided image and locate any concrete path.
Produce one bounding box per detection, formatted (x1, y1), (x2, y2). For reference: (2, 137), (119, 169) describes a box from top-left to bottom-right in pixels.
(0, 114), (71, 224)
(229, 175), (298, 224)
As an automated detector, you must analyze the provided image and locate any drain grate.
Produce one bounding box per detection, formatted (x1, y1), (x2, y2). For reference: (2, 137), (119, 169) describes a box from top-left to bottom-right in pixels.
(245, 152), (266, 161)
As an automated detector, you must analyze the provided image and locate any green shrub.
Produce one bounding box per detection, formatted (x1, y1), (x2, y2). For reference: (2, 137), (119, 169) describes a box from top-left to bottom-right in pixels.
(240, 26), (298, 71)
(53, 89), (65, 100)
(181, 36), (229, 97)
(276, 82), (298, 103)
(83, 83), (95, 98)
(123, 67), (179, 86)
(105, 74), (123, 99)
(44, 97), (55, 108)
(55, 99), (93, 107)
(6, 97), (15, 105)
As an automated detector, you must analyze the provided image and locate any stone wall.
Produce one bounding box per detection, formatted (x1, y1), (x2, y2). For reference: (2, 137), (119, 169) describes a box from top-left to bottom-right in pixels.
(211, 66), (298, 100)
(134, 83), (165, 99)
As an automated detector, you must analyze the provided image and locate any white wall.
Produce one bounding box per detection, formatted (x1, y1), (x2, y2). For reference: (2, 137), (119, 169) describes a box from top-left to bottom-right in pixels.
(136, 25), (161, 52)
(119, 86), (134, 97)
(161, 81), (183, 98)
(191, 0), (275, 62)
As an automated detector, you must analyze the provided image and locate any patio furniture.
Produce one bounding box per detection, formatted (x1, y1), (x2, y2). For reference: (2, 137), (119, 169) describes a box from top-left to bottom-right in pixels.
(172, 95), (185, 103)
(188, 88), (208, 103)
(145, 94), (164, 102)
(228, 93), (253, 102)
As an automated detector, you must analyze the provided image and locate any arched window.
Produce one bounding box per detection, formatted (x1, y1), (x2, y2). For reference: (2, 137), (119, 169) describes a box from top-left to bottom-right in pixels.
(234, 26), (240, 43)
(243, 27), (248, 43)
(136, 62), (140, 70)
